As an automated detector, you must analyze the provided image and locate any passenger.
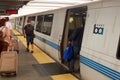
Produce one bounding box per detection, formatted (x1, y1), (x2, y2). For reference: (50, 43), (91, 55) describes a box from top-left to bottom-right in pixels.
(23, 19), (34, 53)
(5, 17), (13, 37)
(0, 18), (11, 54)
(68, 24), (84, 72)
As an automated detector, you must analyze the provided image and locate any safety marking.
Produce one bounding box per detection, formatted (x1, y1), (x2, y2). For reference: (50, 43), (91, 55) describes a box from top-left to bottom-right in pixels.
(12, 30), (55, 64)
(12, 29), (21, 35)
(12, 29), (79, 80)
(51, 74), (79, 80)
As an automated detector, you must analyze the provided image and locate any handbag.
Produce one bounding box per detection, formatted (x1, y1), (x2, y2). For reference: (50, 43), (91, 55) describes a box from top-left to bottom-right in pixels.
(63, 44), (74, 60)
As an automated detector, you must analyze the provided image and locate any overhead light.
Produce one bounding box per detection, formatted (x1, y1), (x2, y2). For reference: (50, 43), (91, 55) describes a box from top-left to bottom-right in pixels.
(22, 5), (59, 9)
(29, 0), (77, 4)
(27, 3), (72, 7)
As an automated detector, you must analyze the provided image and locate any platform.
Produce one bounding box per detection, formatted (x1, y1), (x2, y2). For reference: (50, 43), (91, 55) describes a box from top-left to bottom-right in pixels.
(0, 29), (79, 80)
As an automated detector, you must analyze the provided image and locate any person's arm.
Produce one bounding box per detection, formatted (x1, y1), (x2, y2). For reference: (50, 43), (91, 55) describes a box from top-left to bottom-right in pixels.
(6, 22), (13, 37)
(23, 25), (26, 38)
(23, 28), (26, 38)
(9, 22), (13, 37)
(5, 27), (11, 46)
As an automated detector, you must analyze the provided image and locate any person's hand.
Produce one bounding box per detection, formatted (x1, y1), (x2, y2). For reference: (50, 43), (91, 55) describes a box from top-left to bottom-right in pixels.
(68, 41), (71, 44)
(68, 40), (73, 45)
(9, 42), (12, 47)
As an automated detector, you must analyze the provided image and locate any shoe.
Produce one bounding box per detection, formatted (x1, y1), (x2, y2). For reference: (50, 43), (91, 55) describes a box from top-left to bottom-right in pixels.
(31, 50), (33, 53)
(26, 48), (29, 52)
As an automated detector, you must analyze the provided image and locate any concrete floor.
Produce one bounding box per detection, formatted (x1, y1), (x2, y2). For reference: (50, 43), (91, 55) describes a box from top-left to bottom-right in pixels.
(0, 30), (79, 80)
(0, 40), (51, 80)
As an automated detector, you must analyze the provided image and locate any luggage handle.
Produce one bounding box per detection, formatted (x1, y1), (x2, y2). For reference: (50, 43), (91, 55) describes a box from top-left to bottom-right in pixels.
(7, 45), (14, 52)
(7, 38), (19, 52)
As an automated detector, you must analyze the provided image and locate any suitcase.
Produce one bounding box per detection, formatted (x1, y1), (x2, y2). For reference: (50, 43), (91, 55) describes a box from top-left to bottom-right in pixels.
(0, 51), (18, 76)
(9, 38), (19, 53)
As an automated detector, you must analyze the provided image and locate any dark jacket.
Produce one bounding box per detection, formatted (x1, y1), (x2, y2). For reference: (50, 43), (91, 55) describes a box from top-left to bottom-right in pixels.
(69, 27), (83, 47)
(24, 24), (34, 36)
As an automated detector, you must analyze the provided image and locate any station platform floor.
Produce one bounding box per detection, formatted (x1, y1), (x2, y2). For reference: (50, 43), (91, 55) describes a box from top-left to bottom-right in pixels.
(0, 29), (79, 80)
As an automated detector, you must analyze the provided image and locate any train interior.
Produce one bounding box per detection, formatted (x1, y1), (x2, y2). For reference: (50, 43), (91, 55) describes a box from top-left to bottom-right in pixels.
(60, 6), (87, 77)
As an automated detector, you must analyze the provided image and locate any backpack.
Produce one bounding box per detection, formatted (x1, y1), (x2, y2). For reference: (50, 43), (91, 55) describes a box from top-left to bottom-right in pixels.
(63, 44), (74, 61)
(0, 27), (5, 42)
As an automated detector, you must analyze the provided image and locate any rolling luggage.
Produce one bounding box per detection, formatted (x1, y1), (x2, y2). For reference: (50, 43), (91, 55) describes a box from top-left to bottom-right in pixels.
(0, 51), (18, 76)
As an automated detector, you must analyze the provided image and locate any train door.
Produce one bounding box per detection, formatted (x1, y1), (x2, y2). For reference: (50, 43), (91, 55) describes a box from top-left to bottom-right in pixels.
(116, 37), (120, 59)
(61, 6), (87, 76)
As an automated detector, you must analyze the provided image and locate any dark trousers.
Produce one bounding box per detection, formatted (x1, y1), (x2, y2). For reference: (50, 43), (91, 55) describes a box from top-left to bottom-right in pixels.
(68, 59), (74, 72)
(26, 35), (34, 46)
(68, 46), (80, 72)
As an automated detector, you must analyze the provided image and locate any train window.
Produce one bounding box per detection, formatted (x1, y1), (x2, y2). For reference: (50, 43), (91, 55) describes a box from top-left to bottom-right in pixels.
(19, 17), (22, 26)
(116, 37), (120, 59)
(36, 15), (44, 32)
(42, 14), (53, 35)
(16, 18), (19, 27)
(36, 14), (53, 35)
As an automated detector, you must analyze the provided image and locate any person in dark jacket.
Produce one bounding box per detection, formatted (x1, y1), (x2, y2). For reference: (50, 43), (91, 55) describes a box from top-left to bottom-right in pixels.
(68, 24), (84, 72)
(23, 20), (34, 53)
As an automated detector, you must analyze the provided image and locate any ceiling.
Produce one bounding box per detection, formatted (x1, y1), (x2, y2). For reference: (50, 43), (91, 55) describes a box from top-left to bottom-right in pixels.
(0, 0), (100, 17)
(0, 0), (31, 15)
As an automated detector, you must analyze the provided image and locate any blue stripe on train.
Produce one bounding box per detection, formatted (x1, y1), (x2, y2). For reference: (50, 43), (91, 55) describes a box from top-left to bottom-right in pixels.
(80, 55), (120, 80)
(36, 35), (59, 50)
(36, 35), (120, 80)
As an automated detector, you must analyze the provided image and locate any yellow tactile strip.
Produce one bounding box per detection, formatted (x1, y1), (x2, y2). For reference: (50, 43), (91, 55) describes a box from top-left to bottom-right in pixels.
(51, 74), (79, 80)
(12, 29), (55, 64)
(12, 29), (21, 35)
(19, 36), (55, 64)
(12, 29), (79, 80)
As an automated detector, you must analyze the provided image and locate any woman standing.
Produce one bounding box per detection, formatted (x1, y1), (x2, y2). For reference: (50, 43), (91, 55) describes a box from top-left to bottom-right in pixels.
(0, 18), (11, 54)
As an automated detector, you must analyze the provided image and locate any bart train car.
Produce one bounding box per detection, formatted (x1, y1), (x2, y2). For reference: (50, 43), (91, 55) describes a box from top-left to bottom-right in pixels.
(14, 0), (120, 80)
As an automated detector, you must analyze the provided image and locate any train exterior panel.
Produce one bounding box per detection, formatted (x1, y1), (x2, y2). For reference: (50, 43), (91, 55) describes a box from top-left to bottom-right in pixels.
(14, 17), (25, 34)
(33, 9), (66, 61)
(81, 1), (120, 80)
(13, 1), (120, 80)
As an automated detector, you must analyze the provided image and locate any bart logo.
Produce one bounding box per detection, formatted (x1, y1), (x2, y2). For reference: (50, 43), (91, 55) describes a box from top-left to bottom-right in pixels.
(93, 24), (104, 35)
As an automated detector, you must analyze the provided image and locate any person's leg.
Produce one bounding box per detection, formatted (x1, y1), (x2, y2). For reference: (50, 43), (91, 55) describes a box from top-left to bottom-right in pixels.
(73, 46), (80, 72)
(27, 43), (29, 51)
(26, 36), (30, 52)
(31, 43), (34, 53)
(68, 59), (74, 72)
(30, 36), (34, 53)
(69, 46), (80, 72)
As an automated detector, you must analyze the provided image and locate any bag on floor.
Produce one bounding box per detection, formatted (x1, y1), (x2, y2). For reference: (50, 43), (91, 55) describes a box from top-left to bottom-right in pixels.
(63, 44), (74, 61)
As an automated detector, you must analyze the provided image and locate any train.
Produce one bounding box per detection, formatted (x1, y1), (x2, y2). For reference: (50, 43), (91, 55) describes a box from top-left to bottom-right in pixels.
(12, 0), (120, 80)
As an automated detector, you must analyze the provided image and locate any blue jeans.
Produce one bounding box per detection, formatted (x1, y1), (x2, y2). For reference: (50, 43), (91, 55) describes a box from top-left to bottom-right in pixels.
(26, 35), (34, 45)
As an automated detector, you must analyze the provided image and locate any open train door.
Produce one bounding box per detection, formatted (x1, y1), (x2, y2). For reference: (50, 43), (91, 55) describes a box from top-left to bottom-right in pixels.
(60, 6), (87, 77)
